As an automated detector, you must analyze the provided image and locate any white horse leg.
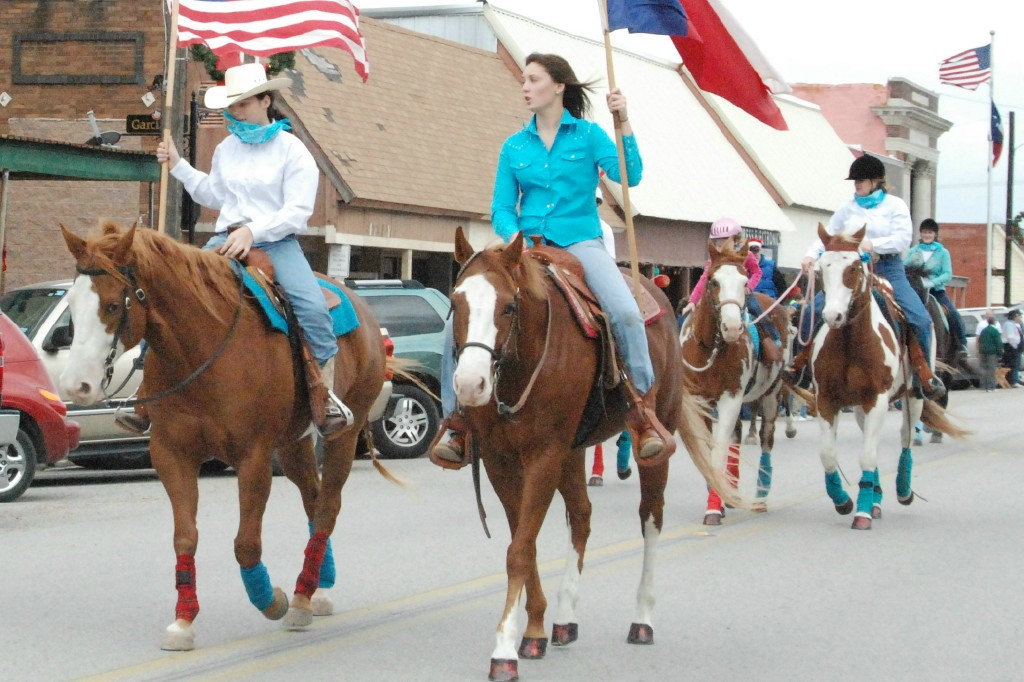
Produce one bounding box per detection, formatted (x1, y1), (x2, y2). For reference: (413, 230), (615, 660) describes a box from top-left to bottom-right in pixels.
(490, 591), (522, 679)
(744, 407), (759, 444)
(852, 395), (888, 530)
(819, 415), (851, 514)
(704, 393), (743, 524)
(552, 544), (581, 645)
(784, 393), (797, 439)
(628, 515), (660, 645)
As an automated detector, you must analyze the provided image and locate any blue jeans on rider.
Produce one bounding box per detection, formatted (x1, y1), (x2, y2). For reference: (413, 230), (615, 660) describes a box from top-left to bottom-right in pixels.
(799, 255), (933, 363)
(929, 288), (967, 351)
(204, 233), (337, 365)
(746, 294), (780, 343)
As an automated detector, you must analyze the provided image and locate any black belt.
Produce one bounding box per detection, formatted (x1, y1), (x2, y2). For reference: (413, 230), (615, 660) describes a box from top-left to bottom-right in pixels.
(877, 253), (899, 261)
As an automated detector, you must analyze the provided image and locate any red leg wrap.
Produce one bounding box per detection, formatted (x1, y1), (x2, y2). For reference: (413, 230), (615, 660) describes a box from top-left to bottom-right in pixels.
(706, 488), (722, 512)
(592, 443), (604, 477)
(295, 532), (329, 599)
(175, 554), (199, 622)
(727, 448), (740, 488)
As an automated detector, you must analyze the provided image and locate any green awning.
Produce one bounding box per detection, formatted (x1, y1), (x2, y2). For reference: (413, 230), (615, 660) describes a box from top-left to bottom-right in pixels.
(0, 134), (160, 182)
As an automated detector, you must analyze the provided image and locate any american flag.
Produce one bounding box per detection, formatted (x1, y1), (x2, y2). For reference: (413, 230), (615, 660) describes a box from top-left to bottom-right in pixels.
(938, 44), (991, 91)
(174, 0), (369, 82)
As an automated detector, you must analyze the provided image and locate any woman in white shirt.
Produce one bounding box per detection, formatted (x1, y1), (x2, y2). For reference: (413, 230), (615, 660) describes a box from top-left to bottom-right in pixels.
(156, 63), (348, 434)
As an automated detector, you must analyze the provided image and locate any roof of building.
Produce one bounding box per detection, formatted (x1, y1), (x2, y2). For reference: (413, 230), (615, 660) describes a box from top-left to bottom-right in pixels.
(282, 17), (527, 217)
(0, 134), (159, 181)
(484, 6), (795, 232)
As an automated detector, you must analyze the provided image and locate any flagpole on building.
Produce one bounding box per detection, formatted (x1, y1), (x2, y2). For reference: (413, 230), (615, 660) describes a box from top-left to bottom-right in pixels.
(597, 0), (643, 303)
(157, 0), (182, 234)
(985, 30), (995, 306)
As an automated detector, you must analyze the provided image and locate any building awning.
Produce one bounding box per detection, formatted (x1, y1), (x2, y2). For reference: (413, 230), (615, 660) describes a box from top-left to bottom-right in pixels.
(0, 134), (160, 182)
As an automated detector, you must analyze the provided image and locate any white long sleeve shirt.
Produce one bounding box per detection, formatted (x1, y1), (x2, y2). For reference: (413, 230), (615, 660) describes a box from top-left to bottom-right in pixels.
(805, 193), (913, 259)
(1001, 319), (1022, 349)
(170, 131), (318, 243)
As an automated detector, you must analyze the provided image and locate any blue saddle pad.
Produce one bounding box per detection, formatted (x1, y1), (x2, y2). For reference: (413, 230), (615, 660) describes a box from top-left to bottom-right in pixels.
(230, 261), (360, 337)
(747, 320), (762, 360)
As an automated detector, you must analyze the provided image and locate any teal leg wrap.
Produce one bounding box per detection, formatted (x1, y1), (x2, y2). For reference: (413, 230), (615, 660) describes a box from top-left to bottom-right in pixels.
(856, 471), (876, 515)
(616, 432), (632, 471)
(897, 448), (913, 499)
(309, 521), (336, 588)
(240, 562), (274, 611)
(873, 467), (883, 507)
(825, 470), (849, 506)
(756, 452), (773, 498)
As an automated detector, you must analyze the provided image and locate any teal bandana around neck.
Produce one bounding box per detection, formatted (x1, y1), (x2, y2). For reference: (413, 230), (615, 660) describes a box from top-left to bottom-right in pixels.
(224, 111), (291, 144)
(854, 189), (886, 209)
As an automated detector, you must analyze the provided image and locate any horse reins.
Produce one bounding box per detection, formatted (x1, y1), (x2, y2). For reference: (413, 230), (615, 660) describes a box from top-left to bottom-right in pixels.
(76, 263), (245, 407)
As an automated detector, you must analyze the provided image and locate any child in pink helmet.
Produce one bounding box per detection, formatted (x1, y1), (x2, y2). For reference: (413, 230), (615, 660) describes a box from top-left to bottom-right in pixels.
(681, 217), (782, 360)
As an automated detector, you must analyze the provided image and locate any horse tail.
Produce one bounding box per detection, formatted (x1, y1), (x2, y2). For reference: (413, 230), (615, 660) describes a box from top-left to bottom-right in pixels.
(676, 392), (752, 510)
(361, 424), (406, 487)
(920, 399), (971, 440)
(784, 384), (818, 416)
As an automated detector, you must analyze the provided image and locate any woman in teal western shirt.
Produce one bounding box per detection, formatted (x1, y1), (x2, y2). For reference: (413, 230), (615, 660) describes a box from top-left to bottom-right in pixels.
(432, 52), (669, 467)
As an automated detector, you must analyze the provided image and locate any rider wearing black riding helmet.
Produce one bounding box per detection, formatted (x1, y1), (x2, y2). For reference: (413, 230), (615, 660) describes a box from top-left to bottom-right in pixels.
(789, 154), (946, 400)
(904, 219), (968, 360)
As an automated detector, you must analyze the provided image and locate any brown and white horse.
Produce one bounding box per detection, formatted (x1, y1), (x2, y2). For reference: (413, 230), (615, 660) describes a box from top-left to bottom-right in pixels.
(679, 239), (790, 523)
(59, 222), (391, 648)
(811, 225), (966, 529)
(449, 228), (735, 681)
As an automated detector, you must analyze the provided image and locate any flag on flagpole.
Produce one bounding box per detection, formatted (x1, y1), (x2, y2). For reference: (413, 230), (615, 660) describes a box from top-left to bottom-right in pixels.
(991, 102), (1004, 167)
(606, 0), (689, 36)
(175, 0), (369, 81)
(938, 44), (991, 90)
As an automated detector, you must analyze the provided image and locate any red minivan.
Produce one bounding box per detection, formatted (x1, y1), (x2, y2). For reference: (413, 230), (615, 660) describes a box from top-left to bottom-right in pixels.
(0, 312), (80, 502)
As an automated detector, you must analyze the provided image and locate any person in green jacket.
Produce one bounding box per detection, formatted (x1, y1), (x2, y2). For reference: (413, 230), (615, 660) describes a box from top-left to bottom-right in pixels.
(904, 219), (967, 359)
(979, 315), (1004, 391)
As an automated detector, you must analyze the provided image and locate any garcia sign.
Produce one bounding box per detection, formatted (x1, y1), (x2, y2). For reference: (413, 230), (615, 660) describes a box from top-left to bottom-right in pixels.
(124, 114), (160, 136)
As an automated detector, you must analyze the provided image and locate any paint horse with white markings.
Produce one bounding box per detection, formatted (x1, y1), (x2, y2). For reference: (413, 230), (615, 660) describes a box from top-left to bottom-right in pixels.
(59, 222), (390, 649)
(811, 225), (966, 529)
(679, 238), (791, 524)
(447, 228), (736, 681)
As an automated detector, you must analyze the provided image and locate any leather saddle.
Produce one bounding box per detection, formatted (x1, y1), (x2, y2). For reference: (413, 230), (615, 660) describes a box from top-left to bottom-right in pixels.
(527, 241), (665, 389)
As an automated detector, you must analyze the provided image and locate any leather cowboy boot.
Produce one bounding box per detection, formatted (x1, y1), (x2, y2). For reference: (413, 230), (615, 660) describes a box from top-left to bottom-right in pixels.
(428, 412), (470, 470)
(320, 356), (353, 439)
(759, 325), (782, 365)
(906, 336), (946, 400)
(623, 382), (676, 464)
(781, 343), (811, 387)
(115, 405), (151, 435)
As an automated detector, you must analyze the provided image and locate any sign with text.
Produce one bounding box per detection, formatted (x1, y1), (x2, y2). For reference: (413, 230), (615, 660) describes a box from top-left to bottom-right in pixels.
(124, 114), (160, 136)
(327, 243), (351, 279)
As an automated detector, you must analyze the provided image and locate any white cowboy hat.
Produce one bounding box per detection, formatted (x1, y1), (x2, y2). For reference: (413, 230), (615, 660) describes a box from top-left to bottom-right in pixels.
(203, 63), (291, 110)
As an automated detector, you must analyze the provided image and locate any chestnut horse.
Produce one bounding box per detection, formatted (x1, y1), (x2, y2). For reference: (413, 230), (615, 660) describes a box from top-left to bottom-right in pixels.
(449, 228), (735, 681)
(812, 225), (966, 529)
(679, 239), (791, 523)
(59, 222), (389, 649)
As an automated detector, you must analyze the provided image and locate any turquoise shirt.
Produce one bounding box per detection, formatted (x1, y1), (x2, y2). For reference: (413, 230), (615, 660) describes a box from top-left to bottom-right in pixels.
(491, 109), (642, 246)
(904, 241), (953, 290)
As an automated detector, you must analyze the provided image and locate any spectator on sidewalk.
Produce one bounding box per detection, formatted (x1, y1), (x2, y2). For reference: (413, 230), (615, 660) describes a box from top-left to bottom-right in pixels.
(1000, 309), (1023, 387)
(979, 314), (1004, 391)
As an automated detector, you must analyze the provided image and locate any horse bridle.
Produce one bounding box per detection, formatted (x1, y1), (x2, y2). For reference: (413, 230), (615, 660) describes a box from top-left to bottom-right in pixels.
(75, 262), (245, 406)
(680, 273), (745, 373)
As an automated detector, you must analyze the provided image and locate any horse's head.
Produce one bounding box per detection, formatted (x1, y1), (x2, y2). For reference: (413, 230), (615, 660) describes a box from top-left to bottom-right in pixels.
(449, 227), (545, 408)
(59, 221), (147, 405)
(705, 238), (750, 342)
(817, 223), (869, 329)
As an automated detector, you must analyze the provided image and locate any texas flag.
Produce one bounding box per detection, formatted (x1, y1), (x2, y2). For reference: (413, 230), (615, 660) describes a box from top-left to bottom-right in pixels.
(991, 102), (1004, 167)
(606, 0), (788, 130)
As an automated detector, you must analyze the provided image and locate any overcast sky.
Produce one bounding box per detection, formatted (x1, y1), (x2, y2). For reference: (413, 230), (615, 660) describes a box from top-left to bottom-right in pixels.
(359, 0), (1024, 225)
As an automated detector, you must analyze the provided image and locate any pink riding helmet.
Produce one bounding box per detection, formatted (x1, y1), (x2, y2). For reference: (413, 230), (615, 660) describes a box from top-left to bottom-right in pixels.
(709, 217), (742, 239)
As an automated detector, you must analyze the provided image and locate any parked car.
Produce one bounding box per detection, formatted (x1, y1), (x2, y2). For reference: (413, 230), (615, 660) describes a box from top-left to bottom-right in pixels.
(959, 306), (1010, 385)
(0, 311), (81, 501)
(0, 279), (392, 470)
(347, 280), (448, 459)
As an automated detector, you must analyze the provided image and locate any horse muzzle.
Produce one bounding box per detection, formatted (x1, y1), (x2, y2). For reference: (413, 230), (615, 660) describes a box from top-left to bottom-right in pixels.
(59, 366), (103, 406)
(453, 368), (493, 407)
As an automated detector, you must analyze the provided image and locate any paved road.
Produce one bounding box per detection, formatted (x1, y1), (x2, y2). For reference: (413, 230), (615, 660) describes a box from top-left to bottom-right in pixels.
(5, 388), (1021, 681)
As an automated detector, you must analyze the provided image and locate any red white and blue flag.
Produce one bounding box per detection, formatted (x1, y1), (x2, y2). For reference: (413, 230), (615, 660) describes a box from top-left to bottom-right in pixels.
(174, 0), (369, 82)
(991, 102), (1004, 167)
(938, 44), (991, 91)
(606, 0), (787, 130)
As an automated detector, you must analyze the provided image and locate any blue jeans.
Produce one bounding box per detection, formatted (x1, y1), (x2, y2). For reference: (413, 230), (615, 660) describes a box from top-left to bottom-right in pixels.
(204, 233), (337, 364)
(930, 288), (966, 350)
(747, 294), (780, 342)
(799, 256), (933, 363)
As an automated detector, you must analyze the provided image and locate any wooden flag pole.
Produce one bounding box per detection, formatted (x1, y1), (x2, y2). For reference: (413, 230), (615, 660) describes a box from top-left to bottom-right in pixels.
(598, 0), (643, 305)
(157, 0), (182, 234)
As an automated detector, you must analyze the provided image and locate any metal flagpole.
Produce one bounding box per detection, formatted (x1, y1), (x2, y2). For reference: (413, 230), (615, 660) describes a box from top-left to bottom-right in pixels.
(597, 0), (643, 305)
(157, 0), (182, 234)
(985, 30), (994, 306)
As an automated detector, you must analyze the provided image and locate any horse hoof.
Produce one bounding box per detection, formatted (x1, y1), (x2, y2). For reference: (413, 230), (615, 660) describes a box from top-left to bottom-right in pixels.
(311, 588), (333, 616)
(261, 587), (289, 621)
(744, 434), (758, 445)
(930, 433), (943, 444)
(752, 501), (767, 513)
(551, 622), (578, 646)
(871, 505), (882, 520)
(588, 475), (603, 487)
(638, 438), (664, 460)
(161, 619), (195, 651)
(785, 428), (796, 439)
(283, 605), (313, 630)
(617, 467), (632, 480)
(836, 499), (854, 516)
(489, 658), (518, 681)
(703, 512), (722, 526)
(851, 515), (872, 530)
(627, 622), (654, 645)
(898, 492), (915, 506)
(518, 636), (547, 659)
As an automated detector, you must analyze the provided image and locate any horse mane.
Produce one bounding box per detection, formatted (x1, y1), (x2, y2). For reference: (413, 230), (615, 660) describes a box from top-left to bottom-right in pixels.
(824, 231), (862, 251)
(707, 239), (748, 277)
(92, 221), (238, 323)
(472, 244), (548, 301)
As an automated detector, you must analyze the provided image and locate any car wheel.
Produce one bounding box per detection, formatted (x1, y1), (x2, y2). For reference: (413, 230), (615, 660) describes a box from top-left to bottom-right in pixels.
(371, 384), (440, 459)
(0, 427), (39, 503)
